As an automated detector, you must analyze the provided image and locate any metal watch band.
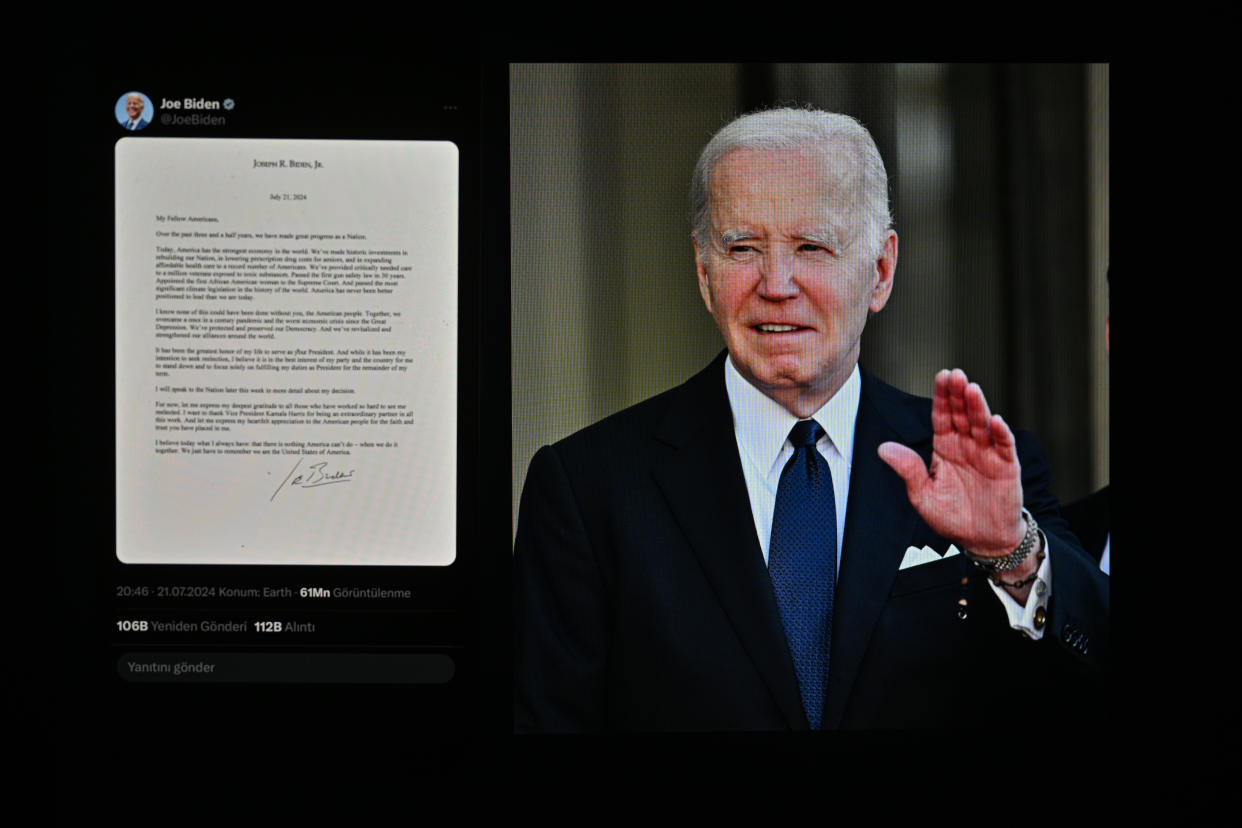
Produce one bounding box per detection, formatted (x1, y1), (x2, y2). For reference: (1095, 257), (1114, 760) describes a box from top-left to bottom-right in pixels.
(965, 507), (1038, 574)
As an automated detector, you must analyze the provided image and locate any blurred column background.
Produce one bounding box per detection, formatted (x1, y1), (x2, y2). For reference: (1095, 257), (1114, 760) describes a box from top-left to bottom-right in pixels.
(511, 63), (1109, 534)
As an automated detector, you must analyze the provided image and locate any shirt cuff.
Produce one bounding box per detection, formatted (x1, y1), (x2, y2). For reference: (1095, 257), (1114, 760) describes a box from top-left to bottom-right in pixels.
(986, 529), (1051, 640)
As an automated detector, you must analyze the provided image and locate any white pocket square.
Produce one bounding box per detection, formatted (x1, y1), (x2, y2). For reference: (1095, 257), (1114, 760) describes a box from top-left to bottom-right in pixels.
(899, 543), (960, 570)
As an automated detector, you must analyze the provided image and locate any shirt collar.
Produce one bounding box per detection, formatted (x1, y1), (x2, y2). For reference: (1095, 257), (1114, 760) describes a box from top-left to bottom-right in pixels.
(724, 355), (860, 477)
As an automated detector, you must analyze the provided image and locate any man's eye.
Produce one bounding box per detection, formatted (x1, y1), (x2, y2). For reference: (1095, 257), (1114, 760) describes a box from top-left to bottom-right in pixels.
(798, 243), (829, 254)
(728, 245), (756, 255)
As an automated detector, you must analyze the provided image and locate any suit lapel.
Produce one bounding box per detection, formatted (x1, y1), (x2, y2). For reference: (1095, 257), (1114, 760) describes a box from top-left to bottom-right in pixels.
(651, 353), (808, 730)
(822, 369), (932, 729)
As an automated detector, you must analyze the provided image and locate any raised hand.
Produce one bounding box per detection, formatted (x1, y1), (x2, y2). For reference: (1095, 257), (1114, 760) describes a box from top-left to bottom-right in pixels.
(877, 369), (1025, 558)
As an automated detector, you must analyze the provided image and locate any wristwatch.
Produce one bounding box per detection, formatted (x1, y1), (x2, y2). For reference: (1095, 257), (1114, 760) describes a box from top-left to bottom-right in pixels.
(964, 507), (1039, 575)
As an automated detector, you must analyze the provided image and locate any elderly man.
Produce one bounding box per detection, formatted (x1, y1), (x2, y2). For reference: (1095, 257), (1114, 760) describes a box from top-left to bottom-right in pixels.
(122, 94), (149, 131)
(514, 108), (1108, 731)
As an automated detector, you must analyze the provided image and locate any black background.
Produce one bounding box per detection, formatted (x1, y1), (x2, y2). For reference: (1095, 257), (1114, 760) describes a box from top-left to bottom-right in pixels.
(41, 53), (1225, 811)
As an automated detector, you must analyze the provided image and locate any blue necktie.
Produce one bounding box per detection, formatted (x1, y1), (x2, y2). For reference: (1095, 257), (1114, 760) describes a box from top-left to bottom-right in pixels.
(768, 420), (836, 730)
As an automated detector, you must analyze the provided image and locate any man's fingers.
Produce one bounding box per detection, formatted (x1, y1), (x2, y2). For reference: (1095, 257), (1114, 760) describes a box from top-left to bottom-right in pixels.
(877, 442), (930, 498)
(934, 369), (1013, 459)
(931, 369), (953, 434)
(948, 369), (970, 434)
(989, 414), (1017, 463)
(966, 382), (993, 447)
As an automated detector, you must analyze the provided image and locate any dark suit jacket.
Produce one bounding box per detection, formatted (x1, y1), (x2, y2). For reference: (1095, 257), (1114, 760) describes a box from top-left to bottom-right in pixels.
(1062, 485), (1110, 565)
(514, 353), (1109, 731)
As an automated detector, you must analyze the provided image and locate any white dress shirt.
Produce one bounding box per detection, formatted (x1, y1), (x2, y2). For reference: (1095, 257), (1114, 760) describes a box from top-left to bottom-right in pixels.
(723, 356), (1050, 640)
(724, 355), (856, 570)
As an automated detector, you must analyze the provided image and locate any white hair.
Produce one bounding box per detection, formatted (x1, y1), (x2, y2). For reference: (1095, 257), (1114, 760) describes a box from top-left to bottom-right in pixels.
(690, 107), (892, 259)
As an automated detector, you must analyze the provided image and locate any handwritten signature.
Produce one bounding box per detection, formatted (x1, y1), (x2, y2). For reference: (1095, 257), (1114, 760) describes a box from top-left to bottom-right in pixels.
(270, 457), (356, 501)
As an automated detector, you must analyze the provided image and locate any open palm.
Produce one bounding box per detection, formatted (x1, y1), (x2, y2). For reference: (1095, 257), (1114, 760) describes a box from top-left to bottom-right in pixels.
(878, 369), (1024, 558)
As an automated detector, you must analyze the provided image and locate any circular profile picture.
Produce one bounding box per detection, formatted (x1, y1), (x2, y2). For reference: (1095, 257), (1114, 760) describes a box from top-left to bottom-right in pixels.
(116, 91), (154, 131)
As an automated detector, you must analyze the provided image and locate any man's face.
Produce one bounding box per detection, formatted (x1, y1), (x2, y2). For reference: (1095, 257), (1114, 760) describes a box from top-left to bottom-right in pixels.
(695, 146), (896, 415)
(126, 96), (144, 120)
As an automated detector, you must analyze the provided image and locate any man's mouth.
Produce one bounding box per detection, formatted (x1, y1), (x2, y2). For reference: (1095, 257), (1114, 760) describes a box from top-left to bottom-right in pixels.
(754, 324), (807, 333)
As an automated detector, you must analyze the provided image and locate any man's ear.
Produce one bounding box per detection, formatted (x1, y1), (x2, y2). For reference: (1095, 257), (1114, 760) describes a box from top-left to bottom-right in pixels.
(869, 230), (898, 313)
(694, 234), (714, 313)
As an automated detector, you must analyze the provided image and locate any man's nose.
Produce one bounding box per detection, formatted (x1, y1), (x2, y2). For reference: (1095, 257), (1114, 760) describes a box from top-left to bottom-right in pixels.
(757, 250), (798, 299)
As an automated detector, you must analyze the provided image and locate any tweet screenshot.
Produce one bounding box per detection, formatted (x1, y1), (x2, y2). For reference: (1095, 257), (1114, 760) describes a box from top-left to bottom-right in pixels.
(53, 64), (507, 761)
